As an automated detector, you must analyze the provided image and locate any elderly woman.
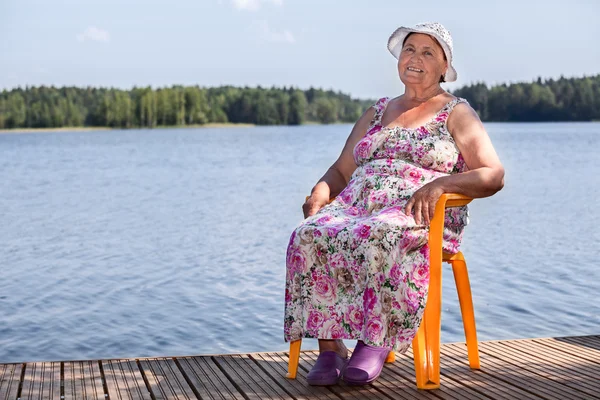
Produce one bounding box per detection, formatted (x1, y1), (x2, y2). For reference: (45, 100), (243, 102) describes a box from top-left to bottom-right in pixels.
(284, 22), (504, 386)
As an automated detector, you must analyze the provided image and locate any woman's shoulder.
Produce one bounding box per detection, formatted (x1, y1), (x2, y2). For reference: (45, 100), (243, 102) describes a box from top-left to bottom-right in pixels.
(441, 93), (468, 106)
(446, 96), (483, 134)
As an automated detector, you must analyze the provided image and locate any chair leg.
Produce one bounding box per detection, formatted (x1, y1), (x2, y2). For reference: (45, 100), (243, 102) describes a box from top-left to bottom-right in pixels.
(286, 339), (302, 379)
(412, 317), (428, 388)
(385, 351), (396, 363)
(452, 259), (480, 369)
(412, 307), (441, 390)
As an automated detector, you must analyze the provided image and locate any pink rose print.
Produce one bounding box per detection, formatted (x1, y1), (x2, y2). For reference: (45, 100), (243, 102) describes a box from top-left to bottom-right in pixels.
(355, 138), (372, 159)
(286, 247), (306, 277)
(366, 317), (385, 343)
(346, 305), (364, 332)
(390, 263), (402, 288)
(378, 207), (408, 224)
(410, 262), (429, 288)
(307, 309), (325, 334)
(406, 289), (421, 314)
(326, 225), (341, 238)
(399, 232), (421, 250)
(366, 125), (382, 136)
(329, 253), (348, 270)
(398, 142), (412, 153)
(363, 287), (377, 313)
(315, 215), (332, 225)
(353, 224), (371, 239)
(408, 169), (422, 183)
(346, 206), (360, 216)
(320, 318), (346, 339)
(339, 188), (353, 204)
(314, 272), (336, 302)
(417, 126), (429, 140)
(369, 190), (388, 205)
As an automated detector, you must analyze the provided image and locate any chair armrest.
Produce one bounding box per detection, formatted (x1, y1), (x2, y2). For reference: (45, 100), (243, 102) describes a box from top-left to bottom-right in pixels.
(440, 193), (472, 208)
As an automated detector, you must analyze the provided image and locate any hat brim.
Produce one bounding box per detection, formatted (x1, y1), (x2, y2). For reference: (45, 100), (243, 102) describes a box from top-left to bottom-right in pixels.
(387, 26), (457, 82)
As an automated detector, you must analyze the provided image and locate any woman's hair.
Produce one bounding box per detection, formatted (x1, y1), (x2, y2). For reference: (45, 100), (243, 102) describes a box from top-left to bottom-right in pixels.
(403, 32), (446, 83)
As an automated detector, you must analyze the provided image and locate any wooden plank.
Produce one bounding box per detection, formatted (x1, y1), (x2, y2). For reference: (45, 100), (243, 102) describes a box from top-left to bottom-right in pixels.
(390, 349), (486, 400)
(20, 361), (61, 400)
(3, 335), (600, 400)
(0, 363), (22, 400)
(443, 343), (574, 400)
(421, 346), (538, 400)
(102, 359), (149, 400)
(212, 354), (289, 400)
(64, 360), (106, 400)
(478, 341), (600, 399)
(139, 358), (195, 400)
(252, 351), (339, 400)
(176, 356), (244, 400)
(445, 342), (577, 400)
(407, 346), (511, 400)
(497, 339), (600, 383)
(558, 335), (600, 351)
(532, 337), (600, 364)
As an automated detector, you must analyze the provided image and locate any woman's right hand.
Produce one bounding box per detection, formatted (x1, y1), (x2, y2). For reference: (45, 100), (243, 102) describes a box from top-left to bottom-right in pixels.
(302, 194), (329, 218)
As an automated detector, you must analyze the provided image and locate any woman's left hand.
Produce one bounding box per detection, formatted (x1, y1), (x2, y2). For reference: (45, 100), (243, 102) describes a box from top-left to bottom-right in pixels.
(404, 179), (445, 225)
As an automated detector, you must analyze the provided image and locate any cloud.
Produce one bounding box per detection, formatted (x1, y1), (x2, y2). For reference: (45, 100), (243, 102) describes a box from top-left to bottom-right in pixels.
(255, 20), (295, 43)
(76, 26), (110, 43)
(232, 0), (282, 11)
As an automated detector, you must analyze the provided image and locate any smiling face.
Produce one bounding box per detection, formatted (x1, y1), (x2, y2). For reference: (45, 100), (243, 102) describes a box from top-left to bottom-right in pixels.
(398, 33), (448, 87)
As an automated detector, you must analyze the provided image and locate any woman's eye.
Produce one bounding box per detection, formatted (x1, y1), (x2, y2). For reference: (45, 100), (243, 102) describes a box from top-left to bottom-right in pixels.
(424, 51), (432, 56)
(404, 48), (414, 52)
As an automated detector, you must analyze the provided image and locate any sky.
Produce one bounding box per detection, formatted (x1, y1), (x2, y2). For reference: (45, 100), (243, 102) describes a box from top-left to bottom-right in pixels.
(1, 0), (599, 99)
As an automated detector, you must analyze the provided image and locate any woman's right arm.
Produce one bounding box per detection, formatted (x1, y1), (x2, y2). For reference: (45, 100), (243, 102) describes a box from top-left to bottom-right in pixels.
(303, 106), (377, 218)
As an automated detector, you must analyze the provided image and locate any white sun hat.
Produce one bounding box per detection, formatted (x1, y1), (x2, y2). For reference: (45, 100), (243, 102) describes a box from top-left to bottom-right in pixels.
(387, 22), (457, 82)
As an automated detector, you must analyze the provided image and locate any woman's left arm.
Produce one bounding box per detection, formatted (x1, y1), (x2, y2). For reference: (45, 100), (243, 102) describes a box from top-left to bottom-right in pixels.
(405, 103), (505, 225)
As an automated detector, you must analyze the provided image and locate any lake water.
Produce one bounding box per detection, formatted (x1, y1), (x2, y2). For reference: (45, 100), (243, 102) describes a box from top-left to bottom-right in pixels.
(0, 123), (599, 363)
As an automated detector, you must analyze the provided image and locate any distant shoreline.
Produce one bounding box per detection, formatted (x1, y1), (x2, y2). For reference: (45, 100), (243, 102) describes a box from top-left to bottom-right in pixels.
(0, 122), (257, 134)
(2, 120), (598, 135)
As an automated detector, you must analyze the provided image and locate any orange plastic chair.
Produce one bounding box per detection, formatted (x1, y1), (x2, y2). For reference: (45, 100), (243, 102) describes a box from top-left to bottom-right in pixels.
(286, 193), (480, 389)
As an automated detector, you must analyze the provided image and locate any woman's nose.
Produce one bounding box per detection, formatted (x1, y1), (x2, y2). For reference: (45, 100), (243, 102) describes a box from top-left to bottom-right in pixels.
(410, 52), (422, 62)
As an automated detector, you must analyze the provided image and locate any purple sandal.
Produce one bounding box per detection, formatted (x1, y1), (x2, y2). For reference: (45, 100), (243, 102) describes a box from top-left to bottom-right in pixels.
(342, 341), (390, 385)
(306, 351), (348, 386)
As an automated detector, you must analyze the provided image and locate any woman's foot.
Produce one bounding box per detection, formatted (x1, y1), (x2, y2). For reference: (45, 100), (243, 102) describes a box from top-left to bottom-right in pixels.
(306, 340), (349, 386)
(342, 341), (390, 385)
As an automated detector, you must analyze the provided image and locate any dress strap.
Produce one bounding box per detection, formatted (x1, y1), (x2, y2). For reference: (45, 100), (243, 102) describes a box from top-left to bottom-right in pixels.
(371, 97), (391, 127)
(434, 97), (469, 124)
(445, 97), (469, 118)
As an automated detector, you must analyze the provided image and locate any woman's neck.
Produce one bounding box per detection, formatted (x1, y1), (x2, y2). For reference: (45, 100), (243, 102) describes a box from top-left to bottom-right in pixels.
(403, 85), (444, 104)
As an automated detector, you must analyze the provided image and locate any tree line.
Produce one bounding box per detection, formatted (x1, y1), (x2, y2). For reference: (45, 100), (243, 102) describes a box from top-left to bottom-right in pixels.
(1, 74), (599, 129)
(452, 74), (600, 122)
(0, 85), (372, 129)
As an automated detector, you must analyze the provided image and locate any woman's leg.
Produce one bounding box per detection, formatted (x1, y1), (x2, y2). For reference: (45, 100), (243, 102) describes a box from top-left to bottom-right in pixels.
(318, 339), (349, 358)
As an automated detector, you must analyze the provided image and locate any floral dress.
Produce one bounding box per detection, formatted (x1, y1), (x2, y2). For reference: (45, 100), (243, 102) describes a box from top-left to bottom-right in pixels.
(284, 97), (470, 352)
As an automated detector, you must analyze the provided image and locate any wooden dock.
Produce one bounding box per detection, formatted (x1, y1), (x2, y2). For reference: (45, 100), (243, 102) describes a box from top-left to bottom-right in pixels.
(1, 335), (599, 399)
